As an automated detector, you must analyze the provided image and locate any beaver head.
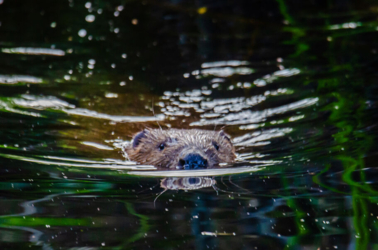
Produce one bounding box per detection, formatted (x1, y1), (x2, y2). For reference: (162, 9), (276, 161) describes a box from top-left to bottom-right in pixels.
(126, 129), (236, 169)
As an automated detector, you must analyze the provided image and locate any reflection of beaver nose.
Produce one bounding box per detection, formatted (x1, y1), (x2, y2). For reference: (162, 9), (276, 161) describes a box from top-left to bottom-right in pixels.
(179, 154), (208, 170)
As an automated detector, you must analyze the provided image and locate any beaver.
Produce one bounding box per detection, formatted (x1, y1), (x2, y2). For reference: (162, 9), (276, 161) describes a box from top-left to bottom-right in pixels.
(126, 129), (236, 169)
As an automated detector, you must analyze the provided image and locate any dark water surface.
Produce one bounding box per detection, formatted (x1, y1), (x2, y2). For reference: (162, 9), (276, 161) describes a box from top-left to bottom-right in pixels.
(1, 0), (378, 249)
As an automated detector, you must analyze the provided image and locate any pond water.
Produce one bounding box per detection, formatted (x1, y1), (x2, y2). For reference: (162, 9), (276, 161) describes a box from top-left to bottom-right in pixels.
(1, 0), (378, 249)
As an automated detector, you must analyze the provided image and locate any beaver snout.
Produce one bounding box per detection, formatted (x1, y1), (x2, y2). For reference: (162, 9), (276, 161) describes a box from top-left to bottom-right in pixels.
(178, 154), (208, 170)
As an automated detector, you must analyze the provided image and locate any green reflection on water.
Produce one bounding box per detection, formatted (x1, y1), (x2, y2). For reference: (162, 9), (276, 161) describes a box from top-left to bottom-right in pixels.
(274, 0), (377, 248)
(0, 217), (92, 227)
(317, 62), (374, 250)
(114, 202), (150, 249)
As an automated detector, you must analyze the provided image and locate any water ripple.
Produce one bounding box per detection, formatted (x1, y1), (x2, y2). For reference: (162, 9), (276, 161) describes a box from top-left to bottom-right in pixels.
(0, 75), (43, 84)
(233, 128), (293, 146)
(2, 47), (65, 56)
(191, 98), (318, 126)
(1, 94), (164, 123)
(127, 165), (266, 177)
(0, 153), (156, 170)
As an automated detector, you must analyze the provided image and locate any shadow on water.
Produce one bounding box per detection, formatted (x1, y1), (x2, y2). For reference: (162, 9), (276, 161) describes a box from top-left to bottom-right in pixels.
(0, 0), (378, 249)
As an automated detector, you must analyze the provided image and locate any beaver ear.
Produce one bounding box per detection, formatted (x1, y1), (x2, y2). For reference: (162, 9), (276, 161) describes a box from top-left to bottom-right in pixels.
(219, 130), (232, 143)
(132, 130), (148, 148)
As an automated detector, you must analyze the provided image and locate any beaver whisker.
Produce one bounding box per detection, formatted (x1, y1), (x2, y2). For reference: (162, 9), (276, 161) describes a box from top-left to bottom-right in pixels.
(228, 176), (252, 193)
(154, 188), (167, 207)
(212, 184), (252, 195)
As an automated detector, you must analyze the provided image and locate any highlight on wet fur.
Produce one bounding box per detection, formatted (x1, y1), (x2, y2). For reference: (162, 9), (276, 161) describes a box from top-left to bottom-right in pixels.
(126, 128), (236, 169)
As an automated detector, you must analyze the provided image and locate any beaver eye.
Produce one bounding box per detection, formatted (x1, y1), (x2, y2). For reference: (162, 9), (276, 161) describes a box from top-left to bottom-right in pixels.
(212, 141), (219, 151)
(158, 143), (165, 151)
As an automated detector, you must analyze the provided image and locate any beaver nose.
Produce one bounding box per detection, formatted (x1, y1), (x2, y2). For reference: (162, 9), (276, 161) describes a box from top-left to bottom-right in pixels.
(178, 154), (208, 170)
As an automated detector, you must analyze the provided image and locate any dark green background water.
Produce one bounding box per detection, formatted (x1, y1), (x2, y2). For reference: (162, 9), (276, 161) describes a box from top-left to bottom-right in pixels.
(1, 0), (378, 249)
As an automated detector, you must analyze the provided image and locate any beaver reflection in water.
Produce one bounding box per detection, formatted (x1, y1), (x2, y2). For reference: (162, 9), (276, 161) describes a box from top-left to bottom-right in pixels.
(126, 129), (236, 169)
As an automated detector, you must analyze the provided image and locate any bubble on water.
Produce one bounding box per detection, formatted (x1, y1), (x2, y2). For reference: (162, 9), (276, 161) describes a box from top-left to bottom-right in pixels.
(85, 14), (95, 22)
(78, 29), (87, 37)
(85, 2), (91, 8)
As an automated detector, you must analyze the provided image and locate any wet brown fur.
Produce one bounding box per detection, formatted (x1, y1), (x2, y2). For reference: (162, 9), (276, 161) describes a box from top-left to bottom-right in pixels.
(126, 129), (236, 169)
